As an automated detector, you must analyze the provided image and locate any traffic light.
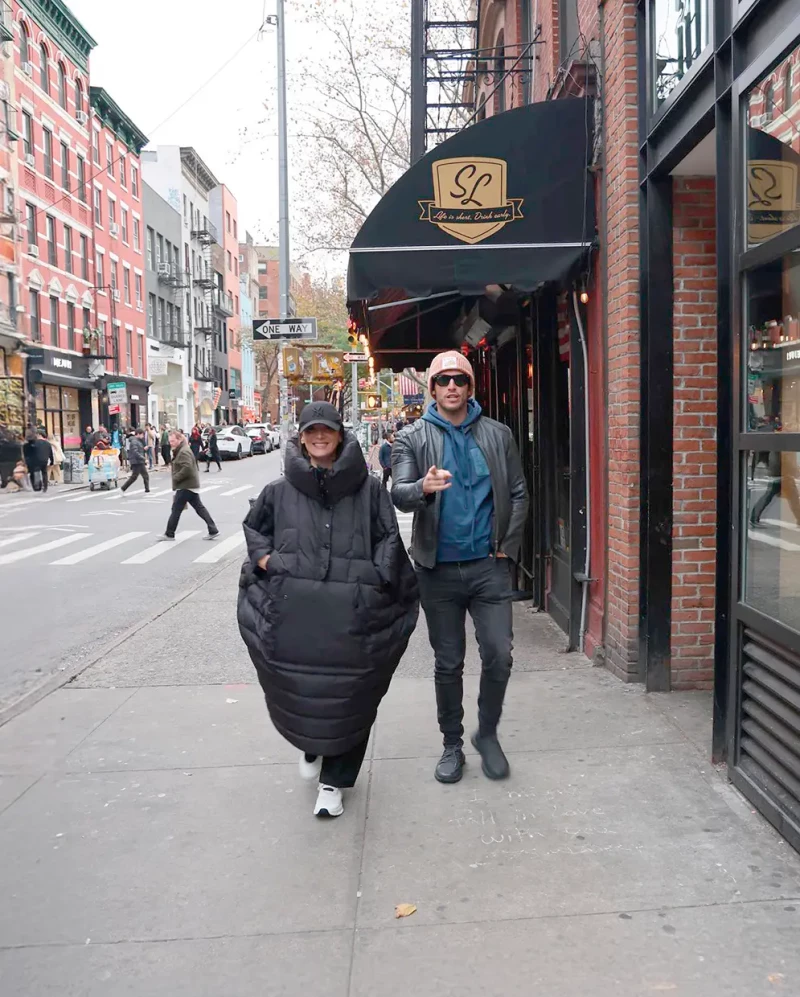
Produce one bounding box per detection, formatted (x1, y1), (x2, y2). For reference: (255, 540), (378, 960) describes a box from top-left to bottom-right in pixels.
(347, 317), (359, 348)
(366, 394), (382, 410)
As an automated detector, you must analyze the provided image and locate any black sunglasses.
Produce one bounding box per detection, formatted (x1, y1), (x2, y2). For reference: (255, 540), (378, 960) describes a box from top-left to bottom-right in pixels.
(432, 373), (470, 388)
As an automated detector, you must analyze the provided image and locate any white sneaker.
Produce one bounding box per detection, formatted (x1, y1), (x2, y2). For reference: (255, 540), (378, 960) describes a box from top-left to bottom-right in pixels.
(299, 753), (322, 782)
(314, 784), (344, 818)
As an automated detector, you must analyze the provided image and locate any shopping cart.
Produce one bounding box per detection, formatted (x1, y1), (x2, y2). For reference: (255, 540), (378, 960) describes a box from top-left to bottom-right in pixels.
(87, 447), (120, 491)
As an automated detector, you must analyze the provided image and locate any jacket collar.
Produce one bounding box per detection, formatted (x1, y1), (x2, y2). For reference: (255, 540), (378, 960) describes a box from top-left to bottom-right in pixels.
(284, 432), (367, 504)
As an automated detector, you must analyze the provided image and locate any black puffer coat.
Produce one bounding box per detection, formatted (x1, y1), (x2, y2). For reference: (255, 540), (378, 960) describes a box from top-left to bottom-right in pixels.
(237, 434), (419, 756)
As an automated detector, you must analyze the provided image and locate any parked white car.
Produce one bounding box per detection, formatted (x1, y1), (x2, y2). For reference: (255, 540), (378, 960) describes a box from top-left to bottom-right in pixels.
(215, 425), (253, 459)
(248, 423), (280, 449)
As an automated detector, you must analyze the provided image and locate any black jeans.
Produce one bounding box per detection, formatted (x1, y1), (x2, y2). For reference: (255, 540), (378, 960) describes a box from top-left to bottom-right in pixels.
(417, 556), (513, 746)
(305, 736), (370, 789)
(161, 444), (171, 465)
(382, 467), (392, 487)
(29, 467), (48, 492)
(165, 489), (218, 537)
(122, 464), (150, 492)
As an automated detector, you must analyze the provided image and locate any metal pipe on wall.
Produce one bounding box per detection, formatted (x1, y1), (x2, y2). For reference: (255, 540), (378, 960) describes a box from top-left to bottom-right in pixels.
(572, 288), (591, 655)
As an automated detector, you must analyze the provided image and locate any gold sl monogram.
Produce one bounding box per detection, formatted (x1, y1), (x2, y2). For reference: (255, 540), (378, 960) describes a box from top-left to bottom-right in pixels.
(419, 157), (524, 245)
(747, 159), (800, 244)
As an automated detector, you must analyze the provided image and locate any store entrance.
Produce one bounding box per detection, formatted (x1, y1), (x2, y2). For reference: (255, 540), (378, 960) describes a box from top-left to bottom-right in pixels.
(534, 292), (586, 649)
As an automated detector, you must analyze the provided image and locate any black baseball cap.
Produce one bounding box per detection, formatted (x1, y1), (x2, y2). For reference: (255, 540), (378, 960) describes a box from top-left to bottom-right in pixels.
(298, 402), (343, 432)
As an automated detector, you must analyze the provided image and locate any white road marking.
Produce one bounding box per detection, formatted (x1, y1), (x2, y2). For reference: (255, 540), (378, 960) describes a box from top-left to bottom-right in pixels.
(121, 531), (200, 564)
(0, 524), (82, 531)
(748, 529), (800, 552)
(67, 490), (119, 503)
(0, 532), (39, 549)
(219, 485), (253, 497)
(760, 518), (800, 533)
(198, 484), (222, 494)
(193, 532), (245, 563)
(0, 533), (92, 565)
(52, 532), (150, 565)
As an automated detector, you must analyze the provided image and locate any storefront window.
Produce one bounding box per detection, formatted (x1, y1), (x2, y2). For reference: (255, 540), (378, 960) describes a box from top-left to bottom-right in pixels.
(746, 41), (800, 249)
(35, 384), (82, 450)
(744, 449), (800, 632)
(652, 0), (709, 106)
(745, 251), (800, 432)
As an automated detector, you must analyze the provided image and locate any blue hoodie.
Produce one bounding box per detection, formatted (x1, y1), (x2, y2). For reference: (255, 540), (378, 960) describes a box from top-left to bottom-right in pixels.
(423, 399), (494, 563)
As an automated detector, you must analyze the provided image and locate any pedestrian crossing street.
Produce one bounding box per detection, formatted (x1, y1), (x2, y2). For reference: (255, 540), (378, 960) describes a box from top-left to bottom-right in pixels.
(0, 527), (246, 568)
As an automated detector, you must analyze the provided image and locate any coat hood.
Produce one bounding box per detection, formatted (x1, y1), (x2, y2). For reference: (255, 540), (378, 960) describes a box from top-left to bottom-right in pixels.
(283, 431), (368, 504)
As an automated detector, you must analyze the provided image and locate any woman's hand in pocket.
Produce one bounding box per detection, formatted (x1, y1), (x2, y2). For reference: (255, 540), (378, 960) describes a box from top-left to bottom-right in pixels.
(257, 554), (270, 571)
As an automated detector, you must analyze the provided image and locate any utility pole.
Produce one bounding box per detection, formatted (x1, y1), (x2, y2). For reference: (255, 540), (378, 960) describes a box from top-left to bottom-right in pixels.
(267, 0), (291, 464)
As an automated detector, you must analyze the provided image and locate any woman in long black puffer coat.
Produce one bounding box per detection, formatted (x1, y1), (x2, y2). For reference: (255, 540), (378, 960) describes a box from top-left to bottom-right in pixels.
(237, 402), (419, 818)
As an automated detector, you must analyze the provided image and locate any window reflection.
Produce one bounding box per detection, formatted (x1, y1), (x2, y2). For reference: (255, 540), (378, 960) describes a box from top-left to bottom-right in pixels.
(747, 42), (800, 247)
(746, 252), (800, 432)
(744, 450), (800, 633)
(653, 0), (709, 106)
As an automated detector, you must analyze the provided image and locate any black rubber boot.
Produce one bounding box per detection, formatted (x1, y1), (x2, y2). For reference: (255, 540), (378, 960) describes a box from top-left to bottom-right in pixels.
(435, 745), (465, 784)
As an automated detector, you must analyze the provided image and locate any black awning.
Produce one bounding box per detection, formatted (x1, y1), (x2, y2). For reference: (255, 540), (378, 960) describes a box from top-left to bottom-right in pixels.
(348, 98), (595, 301)
(29, 368), (96, 391)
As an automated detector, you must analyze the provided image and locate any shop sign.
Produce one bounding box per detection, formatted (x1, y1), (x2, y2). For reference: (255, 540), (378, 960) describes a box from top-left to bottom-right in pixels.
(747, 160), (800, 244)
(403, 393), (425, 406)
(419, 158), (524, 245)
(148, 357), (168, 377)
(27, 347), (92, 380)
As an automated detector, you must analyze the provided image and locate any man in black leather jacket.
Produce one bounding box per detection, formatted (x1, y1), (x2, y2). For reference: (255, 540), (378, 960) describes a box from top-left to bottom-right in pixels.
(391, 351), (528, 785)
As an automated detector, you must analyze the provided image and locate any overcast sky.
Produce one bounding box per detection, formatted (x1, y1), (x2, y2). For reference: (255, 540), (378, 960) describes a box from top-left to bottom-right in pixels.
(69, 0), (311, 254)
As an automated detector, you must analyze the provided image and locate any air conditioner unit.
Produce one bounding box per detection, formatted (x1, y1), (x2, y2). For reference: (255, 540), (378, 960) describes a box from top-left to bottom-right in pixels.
(112, 289), (120, 302)
(24, 153), (35, 167)
(158, 262), (171, 277)
(22, 62), (33, 77)
(109, 222), (119, 238)
(28, 244), (38, 257)
(76, 110), (88, 126)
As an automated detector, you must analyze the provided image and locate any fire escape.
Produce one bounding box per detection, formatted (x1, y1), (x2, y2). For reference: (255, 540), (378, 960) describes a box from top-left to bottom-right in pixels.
(191, 219), (217, 382)
(157, 263), (191, 349)
(410, 0), (539, 161)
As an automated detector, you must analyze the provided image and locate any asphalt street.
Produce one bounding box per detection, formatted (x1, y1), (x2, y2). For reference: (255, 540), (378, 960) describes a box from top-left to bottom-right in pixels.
(0, 450), (283, 712)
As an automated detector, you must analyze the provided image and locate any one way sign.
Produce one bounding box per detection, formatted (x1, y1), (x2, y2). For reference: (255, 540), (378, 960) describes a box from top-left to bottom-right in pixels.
(253, 317), (318, 342)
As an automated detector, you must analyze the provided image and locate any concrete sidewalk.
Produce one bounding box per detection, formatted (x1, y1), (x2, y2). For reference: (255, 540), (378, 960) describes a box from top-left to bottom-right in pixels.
(1, 562), (799, 995)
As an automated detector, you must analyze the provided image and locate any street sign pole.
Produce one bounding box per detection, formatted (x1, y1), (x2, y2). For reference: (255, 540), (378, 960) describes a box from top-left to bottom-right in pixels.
(276, 0), (291, 467)
(351, 361), (358, 433)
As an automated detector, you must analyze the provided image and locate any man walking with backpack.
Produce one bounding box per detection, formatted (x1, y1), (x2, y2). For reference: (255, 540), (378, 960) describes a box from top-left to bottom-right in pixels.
(391, 351), (528, 785)
(121, 428), (150, 494)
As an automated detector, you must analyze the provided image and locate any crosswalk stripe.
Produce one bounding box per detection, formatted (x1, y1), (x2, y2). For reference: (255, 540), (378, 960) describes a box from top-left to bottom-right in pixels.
(0, 531), (39, 549)
(0, 533), (92, 565)
(51, 531), (150, 565)
(193, 532), (245, 563)
(199, 484), (222, 494)
(121, 530), (200, 564)
(220, 485), (253, 497)
(761, 518), (800, 532)
(748, 528), (800, 552)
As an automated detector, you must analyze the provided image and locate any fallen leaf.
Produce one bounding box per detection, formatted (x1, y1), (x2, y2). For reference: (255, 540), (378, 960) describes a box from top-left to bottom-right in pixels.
(394, 903), (417, 919)
(768, 974), (785, 985)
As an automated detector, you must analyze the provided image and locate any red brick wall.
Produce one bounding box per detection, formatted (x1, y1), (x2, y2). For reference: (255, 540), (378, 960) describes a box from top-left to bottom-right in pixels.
(602, 0), (641, 680)
(671, 177), (717, 690)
